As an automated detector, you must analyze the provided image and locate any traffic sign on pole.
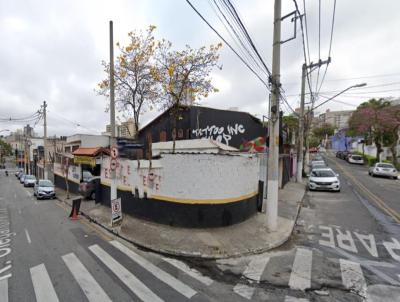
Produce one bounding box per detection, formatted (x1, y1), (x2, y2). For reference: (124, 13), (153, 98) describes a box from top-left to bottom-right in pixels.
(111, 146), (118, 159)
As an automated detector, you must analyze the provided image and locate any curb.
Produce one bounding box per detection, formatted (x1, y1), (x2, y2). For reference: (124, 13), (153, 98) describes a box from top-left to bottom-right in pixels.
(56, 187), (306, 259)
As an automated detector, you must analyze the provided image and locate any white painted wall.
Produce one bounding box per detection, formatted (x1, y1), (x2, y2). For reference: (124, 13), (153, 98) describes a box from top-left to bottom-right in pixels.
(54, 162), (81, 183)
(100, 153), (260, 201)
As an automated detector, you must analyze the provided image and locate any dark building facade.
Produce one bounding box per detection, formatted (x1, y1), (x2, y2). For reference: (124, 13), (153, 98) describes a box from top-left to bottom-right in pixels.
(138, 106), (267, 156)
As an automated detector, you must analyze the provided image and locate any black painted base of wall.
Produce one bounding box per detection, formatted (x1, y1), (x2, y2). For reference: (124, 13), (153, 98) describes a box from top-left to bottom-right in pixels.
(99, 184), (258, 228)
(54, 174), (80, 195)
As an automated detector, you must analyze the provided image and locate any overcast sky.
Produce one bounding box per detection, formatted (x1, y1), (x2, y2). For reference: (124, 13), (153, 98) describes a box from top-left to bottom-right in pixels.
(1, 0), (400, 137)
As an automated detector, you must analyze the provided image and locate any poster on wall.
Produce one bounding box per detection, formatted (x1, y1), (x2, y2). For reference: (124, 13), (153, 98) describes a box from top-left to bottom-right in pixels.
(111, 197), (122, 227)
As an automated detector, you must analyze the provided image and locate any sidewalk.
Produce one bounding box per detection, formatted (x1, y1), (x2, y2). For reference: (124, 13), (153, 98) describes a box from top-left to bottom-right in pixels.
(55, 181), (305, 259)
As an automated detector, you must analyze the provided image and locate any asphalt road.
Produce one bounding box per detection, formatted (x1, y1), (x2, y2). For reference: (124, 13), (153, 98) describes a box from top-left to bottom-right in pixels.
(0, 168), (244, 302)
(200, 152), (400, 301)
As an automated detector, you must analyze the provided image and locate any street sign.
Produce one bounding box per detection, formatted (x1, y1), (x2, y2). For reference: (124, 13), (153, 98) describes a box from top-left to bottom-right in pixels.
(111, 197), (122, 226)
(111, 146), (118, 159)
(110, 158), (117, 171)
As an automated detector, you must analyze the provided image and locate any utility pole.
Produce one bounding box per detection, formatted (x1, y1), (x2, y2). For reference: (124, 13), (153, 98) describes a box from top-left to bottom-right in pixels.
(296, 63), (306, 182)
(297, 58), (330, 178)
(43, 100), (48, 179)
(266, 0), (282, 232)
(109, 21), (117, 201)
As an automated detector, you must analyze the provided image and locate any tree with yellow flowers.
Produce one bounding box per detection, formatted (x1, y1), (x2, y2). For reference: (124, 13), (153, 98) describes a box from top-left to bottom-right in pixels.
(153, 41), (222, 151)
(97, 25), (160, 138)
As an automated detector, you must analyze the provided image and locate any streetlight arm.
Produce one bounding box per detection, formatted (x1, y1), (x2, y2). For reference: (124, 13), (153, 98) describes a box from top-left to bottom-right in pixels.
(308, 82), (367, 113)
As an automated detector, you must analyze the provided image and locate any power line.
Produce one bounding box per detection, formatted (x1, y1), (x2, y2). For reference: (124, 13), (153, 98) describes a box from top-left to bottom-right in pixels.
(314, 0), (322, 93)
(185, 0), (271, 89)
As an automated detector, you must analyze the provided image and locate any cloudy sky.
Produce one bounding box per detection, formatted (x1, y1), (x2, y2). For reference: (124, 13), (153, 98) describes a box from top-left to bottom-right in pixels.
(1, 0), (400, 137)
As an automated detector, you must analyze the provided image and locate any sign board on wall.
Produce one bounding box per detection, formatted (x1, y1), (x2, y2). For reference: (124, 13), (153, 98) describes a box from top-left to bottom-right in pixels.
(111, 197), (122, 227)
(74, 155), (96, 167)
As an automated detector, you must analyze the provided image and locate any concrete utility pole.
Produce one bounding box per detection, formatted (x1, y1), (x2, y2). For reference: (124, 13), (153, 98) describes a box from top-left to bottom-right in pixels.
(296, 63), (306, 182)
(266, 0), (282, 232)
(109, 21), (117, 201)
(298, 58), (330, 178)
(43, 100), (48, 179)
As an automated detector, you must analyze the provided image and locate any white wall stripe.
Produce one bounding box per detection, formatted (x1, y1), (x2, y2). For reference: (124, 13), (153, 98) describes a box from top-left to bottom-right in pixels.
(24, 228), (31, 244)
(30, 264), (60, 302)
(340, 259), (367, 298)
(0, 278), (8, 302)
(88, 244), (163, 302)
(233, 254), (270, 299)
(289, 248), (313, 291)
(62, 253), (112, 302)
(110, 240), (196, 299)
(162, 257), (213, 286)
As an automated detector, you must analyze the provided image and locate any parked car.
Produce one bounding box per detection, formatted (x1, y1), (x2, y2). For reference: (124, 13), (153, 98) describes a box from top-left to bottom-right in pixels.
(311, 163), (328, 170)
(308, 168), (341, 192)
(336, 151), (343, 158)
(23, 175), (37, 187)
(15, 169), (23, 177)
(34, 179), (56, 200)
(19, 174), (26, 184)
(340, 151), (350, 160)
(83, 170), (94, 182)
(368, 163), (398, 179)
(79, 176), (100, 200)
(348, 154), (364, 165)
(17, 171), (24, 179)
(310, 160), (326, 168)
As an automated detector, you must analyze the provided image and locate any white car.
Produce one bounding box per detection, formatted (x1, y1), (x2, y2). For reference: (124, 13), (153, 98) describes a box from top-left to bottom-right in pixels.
(308, 168), (341, 192)
(369, 163), (398, 179)
(348, 154), (364, 165)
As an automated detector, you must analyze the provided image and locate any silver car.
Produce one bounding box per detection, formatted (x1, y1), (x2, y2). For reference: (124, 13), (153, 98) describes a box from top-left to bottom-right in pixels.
(24, 175), (37, 187)
(369, 163), (398, 179)
(308, 168), (341, 192)
(34, 179), (56, 200)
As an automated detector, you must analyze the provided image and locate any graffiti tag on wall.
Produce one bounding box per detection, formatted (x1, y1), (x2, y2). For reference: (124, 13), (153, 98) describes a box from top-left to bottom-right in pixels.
(192, 123), (245, 145)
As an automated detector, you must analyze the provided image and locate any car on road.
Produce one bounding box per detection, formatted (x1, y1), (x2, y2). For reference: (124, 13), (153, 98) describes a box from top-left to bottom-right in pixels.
(79, 176), (100, 200)
(34, 179), (56, 200)
(368, 163), (398, 179)
(310, 160), (327, 170)
(348, 154), (364, 165)
(19, 174), (26, 184)
(308, 168), (341, 192)
(15, 169), (23, 177)
(17, 171), (24, 179)
(339, 151), (350, 160)
(23, 175), (37, 187)
(336, 151), (343, 158)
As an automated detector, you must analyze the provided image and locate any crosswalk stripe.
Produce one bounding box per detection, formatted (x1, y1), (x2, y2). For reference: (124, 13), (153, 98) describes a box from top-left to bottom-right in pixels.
(162, 257), (213, 286)
(289, 248), (312, 291)
(340, 259), (367, 298)
(89, 244), (163, 302)
(284, 295), (309, 302)
(233, 254), (270, 299)
(30, 263), (60, 302)
(232, 284), (255, 300)
(110, 240), (197, 299)
(0, 278), (8, 302)
(62, 253), (112, 302)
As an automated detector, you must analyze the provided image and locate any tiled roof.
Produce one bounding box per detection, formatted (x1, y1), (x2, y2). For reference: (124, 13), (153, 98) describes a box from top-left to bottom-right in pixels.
(72, 147), (109, 157)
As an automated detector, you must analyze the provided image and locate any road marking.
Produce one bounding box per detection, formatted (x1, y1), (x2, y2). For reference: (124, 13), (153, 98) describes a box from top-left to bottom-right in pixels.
(354, 232), (378, 257)
(24, 229), (31, 244)
(319, 226), (335, 248)
(110, 240), (196, 299)
(30, 263), (60, 302)
(162, 257), (213, 286)
(0, 278), (8, 302)
(233, 254), (270, 299)
(340, 259), (367, 298)
(336, 229), (357, 253)
(285, 296), (309, 302)
(289, 248), (312, 291)
(233, 284), (255, 300)
(62, 253), (112, 302)
(328, 157), (400, 223)
(88, 244), (163, 302)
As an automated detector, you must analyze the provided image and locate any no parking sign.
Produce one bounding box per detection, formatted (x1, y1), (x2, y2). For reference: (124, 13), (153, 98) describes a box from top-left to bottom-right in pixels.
(111, 197), (122, 226)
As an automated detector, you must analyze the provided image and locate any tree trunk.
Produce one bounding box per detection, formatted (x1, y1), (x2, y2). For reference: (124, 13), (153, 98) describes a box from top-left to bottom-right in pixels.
(375, 141), (382, 162)
(172, 114), (177, 154)
(390, 144), (397, 167)
(64, 164), (70, 199)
